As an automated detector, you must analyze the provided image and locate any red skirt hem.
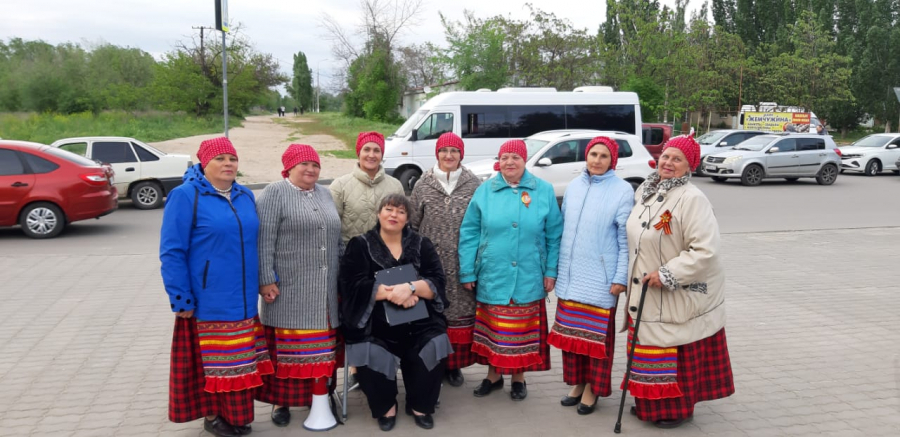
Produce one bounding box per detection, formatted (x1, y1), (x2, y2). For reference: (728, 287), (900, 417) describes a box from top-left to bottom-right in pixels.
(275, 361), (336, 380)
(471, 343), (543, 369)
(623, 380), (684, 400)
(547, 332), (608, 360)
(447, 326), (474, 344)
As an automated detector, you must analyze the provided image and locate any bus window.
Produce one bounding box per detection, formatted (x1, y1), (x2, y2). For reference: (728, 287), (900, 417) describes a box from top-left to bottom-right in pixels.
(567, 105), (636, 134)
(416, 113), (454, 140)
(462, 106), (508, 138)
(509, 106), (566, 137)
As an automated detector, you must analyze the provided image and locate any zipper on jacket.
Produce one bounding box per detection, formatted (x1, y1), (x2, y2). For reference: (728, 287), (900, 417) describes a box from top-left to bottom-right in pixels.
(226, 197), (248, 320)
(202, 260), (210, 288)
(566, 181), (592, 286)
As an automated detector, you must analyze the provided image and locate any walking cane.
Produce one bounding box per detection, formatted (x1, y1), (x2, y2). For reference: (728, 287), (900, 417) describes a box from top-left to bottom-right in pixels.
(614, 281), (650, 434)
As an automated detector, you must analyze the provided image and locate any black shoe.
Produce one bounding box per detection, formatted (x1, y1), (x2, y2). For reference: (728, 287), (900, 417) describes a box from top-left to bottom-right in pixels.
(472, 376), (503, 397)
(378, 402), (398, 432)
(271, 406), (291, 427)
(348, 373), (358, 388)
(630, 406), (637, 416)
(560, 394), (581, 407)
(654, 416), (692, 429)
(234, 424), (252, 435)
(446, 369), (465, 387)
(576, 401), (596, 415)
(204, 417), (240, 437)
(405, 405), (435, 430)
(510, 381), (527, 401)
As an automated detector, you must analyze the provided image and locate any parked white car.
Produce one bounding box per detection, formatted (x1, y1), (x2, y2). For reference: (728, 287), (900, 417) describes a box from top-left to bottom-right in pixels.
(465, 130), (656, 199)
(839, 134), (900, 176)
(50, 137), (192, 209)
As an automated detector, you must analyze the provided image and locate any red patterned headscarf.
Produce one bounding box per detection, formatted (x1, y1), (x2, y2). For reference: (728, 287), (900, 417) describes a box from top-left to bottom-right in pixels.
(663, 133), (701, 171)
(436, 132), (465, 160)
(356, 131), (384, 156)
(585, 136), (620, 171)
(281, 144), (321, 178)
(494, 139), (528, 171)
(197, 137), (238, 169)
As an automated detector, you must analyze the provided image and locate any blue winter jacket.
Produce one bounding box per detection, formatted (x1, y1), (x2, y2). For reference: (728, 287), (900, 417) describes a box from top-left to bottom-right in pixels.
(458, 170), (563, 305)
(159, 164), (260, 321)
(554, 169), (634, 309)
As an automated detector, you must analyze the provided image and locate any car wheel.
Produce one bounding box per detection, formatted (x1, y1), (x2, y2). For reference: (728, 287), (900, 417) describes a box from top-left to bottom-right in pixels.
(785, 178), (799, 182)
(740, 165), (764, 186)
(816, 164), (838, 185)
(131, 181), (164, 210)
(19, 202), (65, 239)
(396, 168), (422, 194)
(711, 176), (727, 182)
(864, 160), (881, 176)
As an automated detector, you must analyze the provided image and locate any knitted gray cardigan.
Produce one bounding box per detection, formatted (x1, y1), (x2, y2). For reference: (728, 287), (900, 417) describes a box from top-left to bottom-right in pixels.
(257, 180), (341, 330)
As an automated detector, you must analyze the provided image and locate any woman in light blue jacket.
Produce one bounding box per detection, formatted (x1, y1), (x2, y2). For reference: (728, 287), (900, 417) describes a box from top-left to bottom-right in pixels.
(458, 139), (563, 402)
(547, 136), (634, 415)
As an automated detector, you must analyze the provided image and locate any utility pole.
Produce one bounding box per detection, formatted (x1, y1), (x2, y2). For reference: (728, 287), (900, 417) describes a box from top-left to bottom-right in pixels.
(214, 0), (230, 137)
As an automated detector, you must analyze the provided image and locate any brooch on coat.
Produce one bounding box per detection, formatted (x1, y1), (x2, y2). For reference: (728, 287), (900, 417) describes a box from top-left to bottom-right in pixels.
(521, 191), (531, 208)
(654, 210), (672, 235)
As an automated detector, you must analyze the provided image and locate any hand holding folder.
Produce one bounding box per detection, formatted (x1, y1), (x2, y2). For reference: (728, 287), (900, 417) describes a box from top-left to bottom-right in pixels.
(375, 264), (429, 325)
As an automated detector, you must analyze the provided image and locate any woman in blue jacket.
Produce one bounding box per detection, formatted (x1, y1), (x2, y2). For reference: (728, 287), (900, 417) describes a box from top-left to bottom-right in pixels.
(547, 136), (634, 415)
(458, 139), (563, 401)
(160, 137), (273, 437)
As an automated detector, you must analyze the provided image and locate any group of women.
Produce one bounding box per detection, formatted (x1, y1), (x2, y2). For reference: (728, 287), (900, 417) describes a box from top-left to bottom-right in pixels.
(160, 129), (734, 436)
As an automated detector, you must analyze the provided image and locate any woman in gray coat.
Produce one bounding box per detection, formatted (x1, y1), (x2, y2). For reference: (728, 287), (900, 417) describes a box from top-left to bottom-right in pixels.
(410, 132), (480, 387)
(255, 144), (342, 430)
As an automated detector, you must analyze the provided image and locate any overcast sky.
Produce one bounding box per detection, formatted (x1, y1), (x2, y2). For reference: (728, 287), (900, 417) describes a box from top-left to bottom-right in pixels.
(1, 0), (695, 93)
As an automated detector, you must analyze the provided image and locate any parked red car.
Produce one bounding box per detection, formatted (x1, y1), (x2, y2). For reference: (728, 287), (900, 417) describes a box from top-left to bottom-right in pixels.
(642, 123), (673, 160)
(0, 140), (118, 238)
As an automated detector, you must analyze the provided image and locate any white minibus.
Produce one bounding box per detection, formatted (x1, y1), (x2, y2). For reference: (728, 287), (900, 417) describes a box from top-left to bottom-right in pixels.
(383, 87), (642, 190)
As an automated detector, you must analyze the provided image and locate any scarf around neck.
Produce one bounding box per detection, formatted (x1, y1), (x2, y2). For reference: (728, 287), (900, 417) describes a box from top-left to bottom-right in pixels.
(640, 171), (690, 203)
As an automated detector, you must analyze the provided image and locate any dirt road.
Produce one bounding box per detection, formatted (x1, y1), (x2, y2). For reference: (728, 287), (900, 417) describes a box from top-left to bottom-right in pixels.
(150, 115), (356, 184)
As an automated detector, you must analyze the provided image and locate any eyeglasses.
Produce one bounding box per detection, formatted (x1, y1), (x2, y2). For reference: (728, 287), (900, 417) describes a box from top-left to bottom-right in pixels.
(438, 148), (461, 155)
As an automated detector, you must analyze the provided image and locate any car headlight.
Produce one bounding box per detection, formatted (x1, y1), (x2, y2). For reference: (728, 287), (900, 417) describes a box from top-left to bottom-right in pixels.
(723, 156), (742, 164)
(842, 154), (862, 159)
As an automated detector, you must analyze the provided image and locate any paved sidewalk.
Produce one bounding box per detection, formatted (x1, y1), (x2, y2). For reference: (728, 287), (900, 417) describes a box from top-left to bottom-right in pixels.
(1, 227), (899, 436)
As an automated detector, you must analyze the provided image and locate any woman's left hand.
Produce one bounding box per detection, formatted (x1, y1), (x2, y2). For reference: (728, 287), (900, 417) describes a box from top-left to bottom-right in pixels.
(543, 277), (556, 292)
(642, 271), (663, 289)
(387, 283), (414, 306)
(609, 284), (627, 296)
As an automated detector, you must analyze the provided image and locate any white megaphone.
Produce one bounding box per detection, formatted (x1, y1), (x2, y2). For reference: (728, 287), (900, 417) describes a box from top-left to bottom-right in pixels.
(303, 387), (338, 431)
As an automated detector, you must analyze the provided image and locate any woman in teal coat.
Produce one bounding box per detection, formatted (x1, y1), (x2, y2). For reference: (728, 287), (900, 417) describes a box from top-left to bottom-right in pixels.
(458, 139), (563, 401)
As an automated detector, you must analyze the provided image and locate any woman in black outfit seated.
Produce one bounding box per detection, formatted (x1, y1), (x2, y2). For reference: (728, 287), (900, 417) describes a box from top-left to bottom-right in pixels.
(339, 193), (450, 431)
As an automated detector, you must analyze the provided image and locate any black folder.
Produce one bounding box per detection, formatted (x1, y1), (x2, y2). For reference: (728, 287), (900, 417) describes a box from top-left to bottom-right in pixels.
(375, 264), (428, 325)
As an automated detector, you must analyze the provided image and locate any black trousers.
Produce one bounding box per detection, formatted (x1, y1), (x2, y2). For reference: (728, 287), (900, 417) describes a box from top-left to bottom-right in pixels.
(357, 347), (446, 418)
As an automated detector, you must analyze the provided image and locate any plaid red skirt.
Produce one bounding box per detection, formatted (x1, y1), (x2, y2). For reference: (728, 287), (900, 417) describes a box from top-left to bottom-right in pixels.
(446, 317), (477, 370)
(169, 317), (256, 426)
(632, 328), (735, 422)
(473, 300), (550, 375)
(254, 325), (342, 407)
(559, 305), (617, 397)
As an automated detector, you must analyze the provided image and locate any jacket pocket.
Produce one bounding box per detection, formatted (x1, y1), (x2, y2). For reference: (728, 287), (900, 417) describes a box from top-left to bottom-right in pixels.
(475, 240), (489, 276)
(535, 240), (547, 276)
(202, 260), (210, 289)
(599, 256), (610, 284)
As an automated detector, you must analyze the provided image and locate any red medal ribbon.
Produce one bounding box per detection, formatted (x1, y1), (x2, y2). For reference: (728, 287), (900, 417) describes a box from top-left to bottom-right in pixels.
(654, 210), (672, 235)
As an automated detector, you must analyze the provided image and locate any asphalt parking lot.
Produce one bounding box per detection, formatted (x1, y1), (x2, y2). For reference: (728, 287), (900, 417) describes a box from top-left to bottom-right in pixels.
(1, 173), (899, 436)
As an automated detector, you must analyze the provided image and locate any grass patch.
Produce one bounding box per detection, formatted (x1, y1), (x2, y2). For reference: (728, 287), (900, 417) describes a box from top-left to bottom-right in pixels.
(292, 112), (402, 152)
(0, 111), (243, 144)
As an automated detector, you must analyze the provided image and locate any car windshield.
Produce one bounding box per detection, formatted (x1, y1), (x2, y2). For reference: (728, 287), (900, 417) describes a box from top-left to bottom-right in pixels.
(696, 130), (730, 145)
(851, 136), (891, 148)
(42, 146), (98, 166)
(391, 110), (428, 138)
(732, 135), (776, 151)
(524, 139), (550, 158)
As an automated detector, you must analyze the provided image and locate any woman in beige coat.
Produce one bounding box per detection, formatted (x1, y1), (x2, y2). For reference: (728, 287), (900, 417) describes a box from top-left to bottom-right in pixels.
(618, 134), (734, 428)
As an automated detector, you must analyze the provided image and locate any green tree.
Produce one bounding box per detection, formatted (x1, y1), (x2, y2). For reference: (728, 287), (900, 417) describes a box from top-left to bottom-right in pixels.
(287, 51), (313, 112)
(439, 11), (512, 90)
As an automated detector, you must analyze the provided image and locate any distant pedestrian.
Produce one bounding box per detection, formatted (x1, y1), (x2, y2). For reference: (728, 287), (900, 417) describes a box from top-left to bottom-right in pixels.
(293, 106), (299, 116)
(160, 137), (272, 437)
(623, 133), (734, 429)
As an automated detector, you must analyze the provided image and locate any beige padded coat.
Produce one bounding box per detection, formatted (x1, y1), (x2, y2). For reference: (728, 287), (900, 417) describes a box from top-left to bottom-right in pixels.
(329, 164), (405, 244)
(624, 181), (726, 348)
